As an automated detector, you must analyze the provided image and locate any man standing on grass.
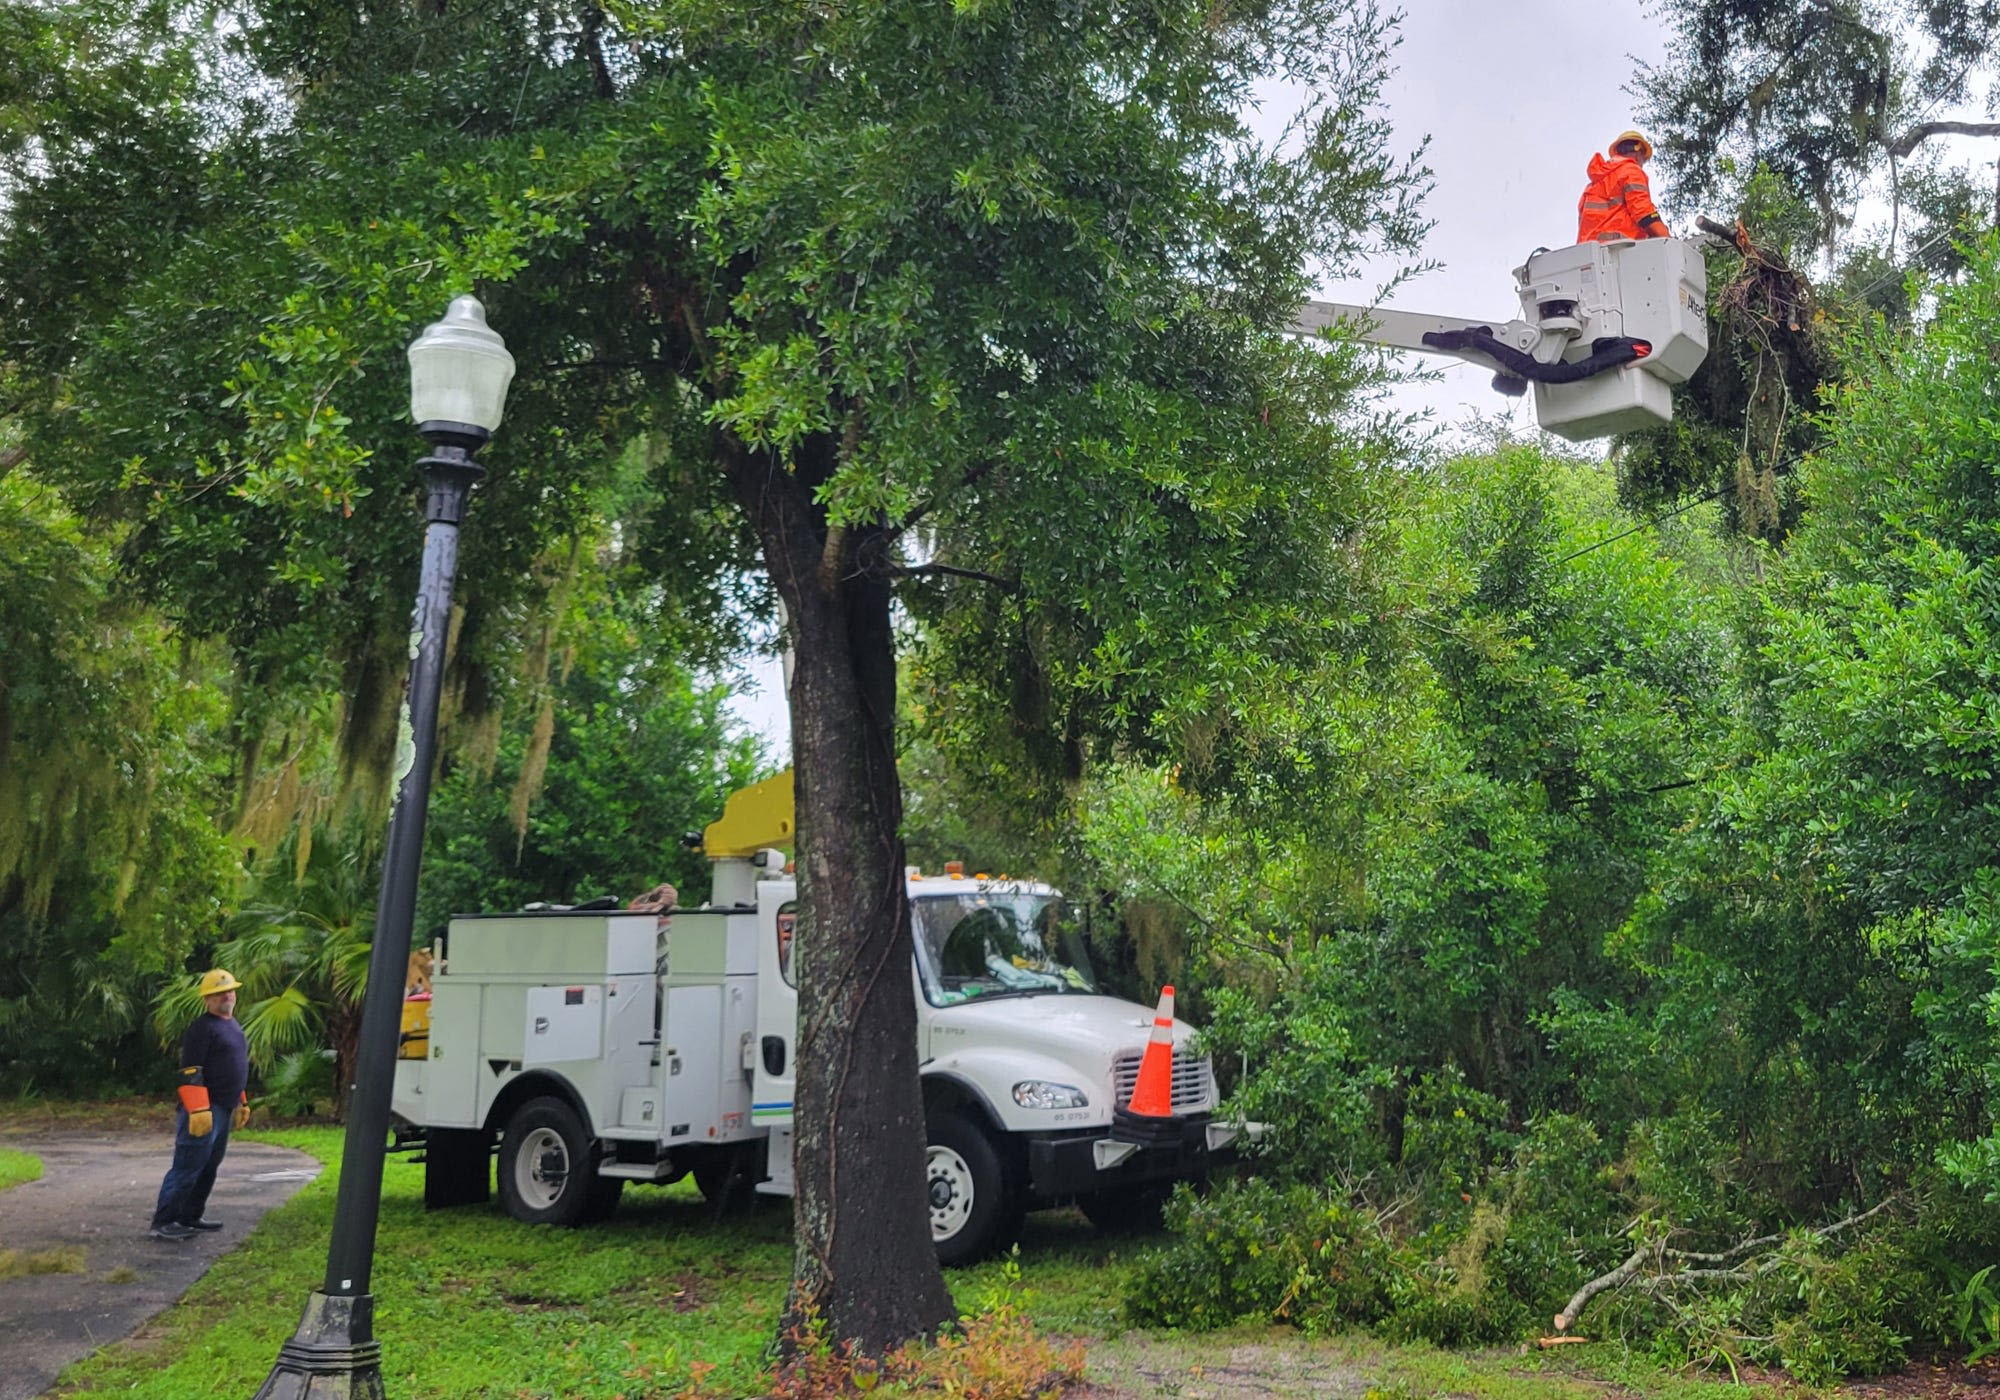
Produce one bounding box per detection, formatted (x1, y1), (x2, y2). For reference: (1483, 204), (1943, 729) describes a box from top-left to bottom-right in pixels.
(149, 968), (251, 1241)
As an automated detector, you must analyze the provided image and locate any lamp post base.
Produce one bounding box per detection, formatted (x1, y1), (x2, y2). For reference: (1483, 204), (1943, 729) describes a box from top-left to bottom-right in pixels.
(251, 1291), (383, 1400)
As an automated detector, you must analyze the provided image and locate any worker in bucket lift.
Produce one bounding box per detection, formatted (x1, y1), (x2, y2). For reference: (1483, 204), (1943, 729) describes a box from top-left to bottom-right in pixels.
(1578, 130), (1671, 244)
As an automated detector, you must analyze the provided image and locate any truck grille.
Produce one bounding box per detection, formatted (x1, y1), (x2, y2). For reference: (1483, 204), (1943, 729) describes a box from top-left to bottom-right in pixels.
(1110, 1050), (1214, 1113)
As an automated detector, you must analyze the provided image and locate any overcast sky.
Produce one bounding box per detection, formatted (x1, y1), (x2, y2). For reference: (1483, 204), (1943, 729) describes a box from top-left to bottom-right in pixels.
(728, 1), (1673, 756)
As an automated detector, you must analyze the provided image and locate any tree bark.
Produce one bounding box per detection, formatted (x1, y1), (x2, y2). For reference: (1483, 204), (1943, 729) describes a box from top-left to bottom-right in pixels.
(718, 434), (955, 1355)
(330, 990), (362, 1123)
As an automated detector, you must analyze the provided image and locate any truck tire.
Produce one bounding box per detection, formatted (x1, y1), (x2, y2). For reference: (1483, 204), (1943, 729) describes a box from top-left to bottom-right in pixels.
(926, 1113), (1020, 1266)
(1078, 1184), (1169, 1234)
(498, 1097), (598, 1227)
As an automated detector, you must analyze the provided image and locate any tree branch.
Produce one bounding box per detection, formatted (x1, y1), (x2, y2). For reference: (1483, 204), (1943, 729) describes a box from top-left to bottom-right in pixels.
(580, 2), (617, 101)
(1555, 1241), (1653, 1332)
(1555, 1196), (1903, 1332)
(887, 459), (998, 539)
(1888, 120), (2000, 159)
(887, 562), (1015, 590)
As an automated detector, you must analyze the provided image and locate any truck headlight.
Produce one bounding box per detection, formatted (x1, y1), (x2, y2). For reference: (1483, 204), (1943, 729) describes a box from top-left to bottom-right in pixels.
(1012, 1081), (1088, 1110)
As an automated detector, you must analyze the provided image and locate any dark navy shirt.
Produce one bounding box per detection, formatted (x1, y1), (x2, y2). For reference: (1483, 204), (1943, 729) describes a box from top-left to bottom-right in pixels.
(179, 1013), (249, 1112)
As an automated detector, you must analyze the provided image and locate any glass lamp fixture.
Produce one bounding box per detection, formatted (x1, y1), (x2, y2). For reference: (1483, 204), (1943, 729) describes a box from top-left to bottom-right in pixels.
(406, 294), (515, 439)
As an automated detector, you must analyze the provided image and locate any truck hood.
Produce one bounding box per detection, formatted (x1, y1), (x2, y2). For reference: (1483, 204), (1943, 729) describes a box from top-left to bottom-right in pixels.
(925, 993), (1197, 1070)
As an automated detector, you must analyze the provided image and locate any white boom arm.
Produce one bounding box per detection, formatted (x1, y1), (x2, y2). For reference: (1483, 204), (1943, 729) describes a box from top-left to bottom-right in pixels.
(1289, 301), (1561, 373)
(1288, 238), (1711, 442)
(1288, 300), (1552, 366)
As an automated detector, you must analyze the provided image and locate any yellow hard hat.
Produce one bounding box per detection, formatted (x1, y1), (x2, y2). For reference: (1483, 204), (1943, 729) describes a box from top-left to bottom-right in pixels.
(1612, 130), (1654, 161)
(196, 968), (242, 996)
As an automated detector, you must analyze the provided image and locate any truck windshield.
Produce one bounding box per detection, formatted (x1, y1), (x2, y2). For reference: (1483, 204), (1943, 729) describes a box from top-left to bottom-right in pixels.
(912, 891), (1097, 1006)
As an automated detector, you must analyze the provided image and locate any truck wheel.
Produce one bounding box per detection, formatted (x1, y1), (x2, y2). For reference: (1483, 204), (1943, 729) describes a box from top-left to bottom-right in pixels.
(926, 1114), (1020, 1266)
(1078, 1184), (1169, 1234)
(498, 1097), (598, 1227)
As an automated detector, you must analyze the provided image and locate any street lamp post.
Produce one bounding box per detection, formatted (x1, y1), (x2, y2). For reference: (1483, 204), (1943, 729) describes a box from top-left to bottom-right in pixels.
(254, 296), (514, 1400)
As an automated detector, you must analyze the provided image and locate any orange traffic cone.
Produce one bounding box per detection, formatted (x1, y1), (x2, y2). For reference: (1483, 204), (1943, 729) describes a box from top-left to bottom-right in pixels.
(1125, 985), (1176, 1117)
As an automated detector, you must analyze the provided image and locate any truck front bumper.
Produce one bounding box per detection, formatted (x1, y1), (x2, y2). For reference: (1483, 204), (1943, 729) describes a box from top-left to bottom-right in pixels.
(1023, 1116), (1261, 1200)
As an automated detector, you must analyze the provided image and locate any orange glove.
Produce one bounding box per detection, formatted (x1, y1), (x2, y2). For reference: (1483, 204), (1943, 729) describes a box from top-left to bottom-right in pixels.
(187, 1108), (213, 1138)
(233, 1101), (250, 1131)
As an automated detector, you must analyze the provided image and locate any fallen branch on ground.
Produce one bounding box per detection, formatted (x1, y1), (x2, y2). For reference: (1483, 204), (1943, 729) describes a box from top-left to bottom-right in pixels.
(1553, 1195), (1902, 1333)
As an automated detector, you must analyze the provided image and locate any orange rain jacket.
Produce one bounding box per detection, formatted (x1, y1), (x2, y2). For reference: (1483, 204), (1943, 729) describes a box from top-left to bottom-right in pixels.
(1577, 152), (1670, 243)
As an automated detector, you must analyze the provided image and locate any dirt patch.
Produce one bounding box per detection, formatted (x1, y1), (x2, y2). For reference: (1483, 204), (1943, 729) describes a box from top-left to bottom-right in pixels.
(1082, 1332), (1378, 1400)
(1836, 1354), (2000, 1397)
(0, 1099), (166, 1133)
(499, 1291), (588, 1314)
(1080, 1333), (2000, 1400)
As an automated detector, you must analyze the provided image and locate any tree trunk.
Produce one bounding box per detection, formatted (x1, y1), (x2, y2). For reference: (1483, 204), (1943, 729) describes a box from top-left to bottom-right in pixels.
(720, 436), (955, 1355)
(330, 991), (362, 1123)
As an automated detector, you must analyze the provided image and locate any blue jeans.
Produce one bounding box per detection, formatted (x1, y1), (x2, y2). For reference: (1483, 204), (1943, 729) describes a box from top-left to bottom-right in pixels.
(151, 1107), (233, 1228)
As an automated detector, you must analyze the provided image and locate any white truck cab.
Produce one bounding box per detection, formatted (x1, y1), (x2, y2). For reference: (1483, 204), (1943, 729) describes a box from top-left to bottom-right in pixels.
(392, 777), (1252, 1263)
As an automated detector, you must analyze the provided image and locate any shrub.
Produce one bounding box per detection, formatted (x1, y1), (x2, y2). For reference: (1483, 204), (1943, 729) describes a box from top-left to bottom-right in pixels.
(1122, 1180), (1394, 1332)
(260, 1048), (336, 1119)
(1196, 956), (1396, 1186)
(1396, 1069), (1512, 1217)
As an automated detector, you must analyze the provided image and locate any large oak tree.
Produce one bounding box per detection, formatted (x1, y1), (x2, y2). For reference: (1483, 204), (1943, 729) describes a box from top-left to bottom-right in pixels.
(2, 0), (1422, 1349)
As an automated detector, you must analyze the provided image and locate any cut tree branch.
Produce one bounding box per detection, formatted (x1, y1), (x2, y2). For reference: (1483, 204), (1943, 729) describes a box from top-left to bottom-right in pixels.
(1555, 1195), (1902, 1333)
(1555, 1241), (1653, 1332)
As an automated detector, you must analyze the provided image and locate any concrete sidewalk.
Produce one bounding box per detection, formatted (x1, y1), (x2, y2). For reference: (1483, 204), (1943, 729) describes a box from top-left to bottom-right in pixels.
(0, 1126), (319, 1400)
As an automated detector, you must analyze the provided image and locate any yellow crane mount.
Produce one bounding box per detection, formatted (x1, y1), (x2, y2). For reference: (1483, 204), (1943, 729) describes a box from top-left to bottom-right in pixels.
(700, 768), (796, 859)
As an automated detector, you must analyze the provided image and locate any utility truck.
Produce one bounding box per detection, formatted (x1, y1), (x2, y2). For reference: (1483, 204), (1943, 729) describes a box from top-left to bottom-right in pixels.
(392, 771), (1251, 1263)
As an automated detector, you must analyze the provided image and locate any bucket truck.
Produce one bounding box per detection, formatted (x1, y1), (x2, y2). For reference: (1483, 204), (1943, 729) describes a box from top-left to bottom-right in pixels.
(391, 771), (1254, 1264)
(1293, 237), (1710, 441)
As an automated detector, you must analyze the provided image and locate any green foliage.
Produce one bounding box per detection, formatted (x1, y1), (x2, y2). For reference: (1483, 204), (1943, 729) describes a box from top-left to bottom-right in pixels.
(1950, 1265), (2000, 1365)
(417, 603), (763, 927)
(1752, 1232), (1920, 1384)
(0, 475), (238, 1093)
(1127, 1116), (1626, 1349)
(1123, 1180), (1396, 1333)
(1136, 446), (1732, 1137)
(1639, 0), (2000, 256)
(1654, 237), (2000, 1200)
(258, 1049), (336, 1119)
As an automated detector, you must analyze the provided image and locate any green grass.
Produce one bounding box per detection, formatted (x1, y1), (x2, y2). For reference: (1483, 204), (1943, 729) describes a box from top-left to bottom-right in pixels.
(45, 1124), (1796, 1398)
(0, 1245), (84, 1278)
(0, 1146), (43, 1191)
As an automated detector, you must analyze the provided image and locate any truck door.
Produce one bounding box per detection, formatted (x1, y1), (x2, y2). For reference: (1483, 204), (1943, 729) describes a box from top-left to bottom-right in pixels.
(751, 893), (798, 1131)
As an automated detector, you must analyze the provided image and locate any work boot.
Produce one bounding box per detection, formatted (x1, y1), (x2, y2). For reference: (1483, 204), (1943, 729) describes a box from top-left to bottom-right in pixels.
(150, 1222), (196, 1241)
(180, 1218), (224, 1231)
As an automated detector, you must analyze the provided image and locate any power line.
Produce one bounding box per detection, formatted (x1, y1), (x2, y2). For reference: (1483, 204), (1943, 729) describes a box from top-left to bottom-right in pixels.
(1552, 483), (1727, 565)
(1843, 224), (1963, 305)
(1554, 457), (1799, 566)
